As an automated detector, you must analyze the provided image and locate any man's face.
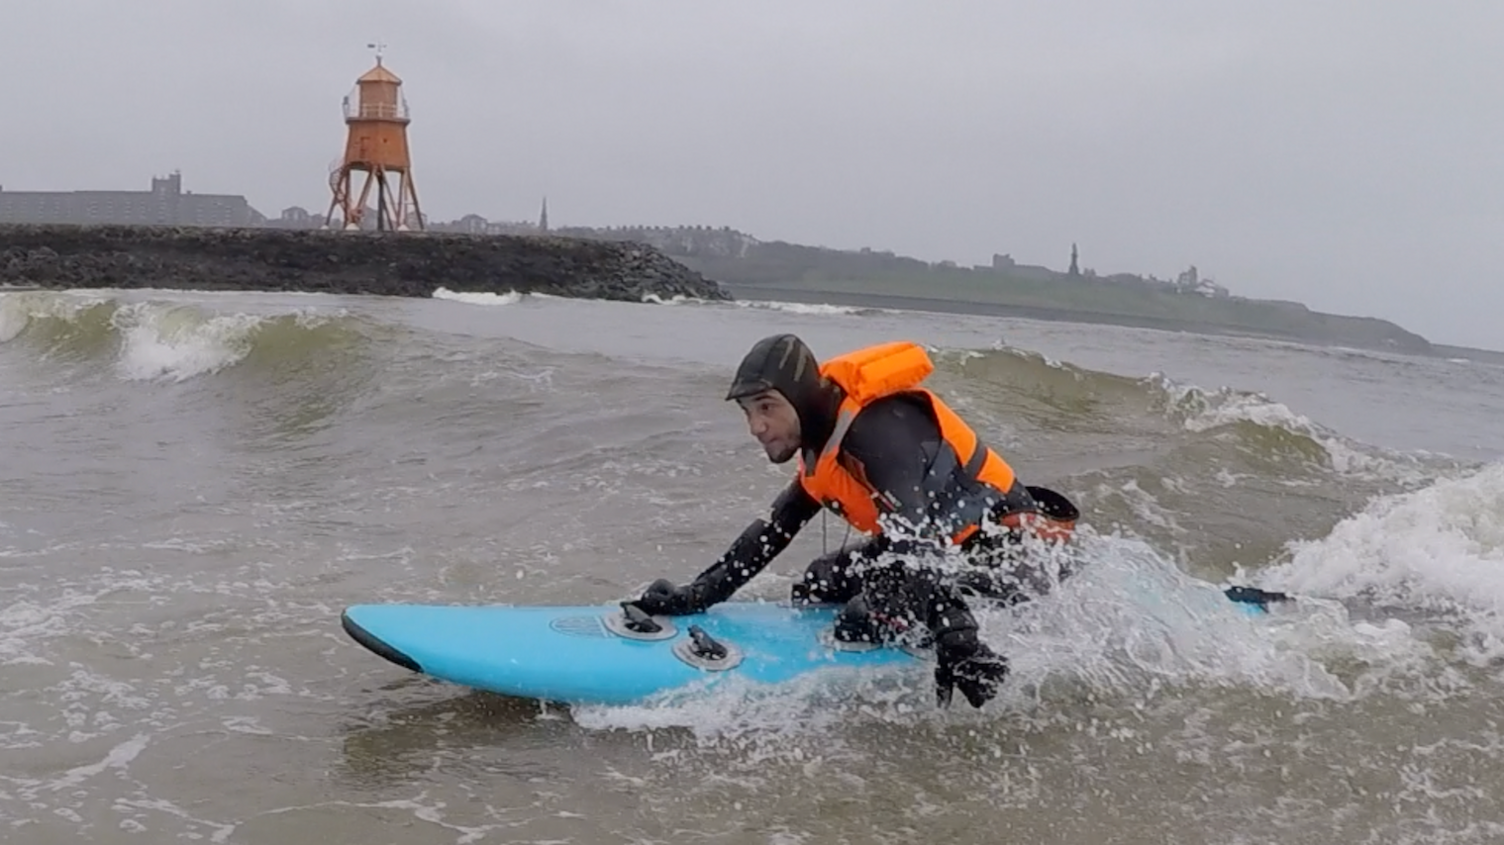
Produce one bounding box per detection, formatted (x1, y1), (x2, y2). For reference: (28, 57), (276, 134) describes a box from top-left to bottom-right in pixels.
(737, 389), (801, 464)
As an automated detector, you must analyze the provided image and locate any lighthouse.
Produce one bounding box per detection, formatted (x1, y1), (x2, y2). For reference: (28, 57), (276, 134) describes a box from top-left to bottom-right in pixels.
(325, 45), (424, 232)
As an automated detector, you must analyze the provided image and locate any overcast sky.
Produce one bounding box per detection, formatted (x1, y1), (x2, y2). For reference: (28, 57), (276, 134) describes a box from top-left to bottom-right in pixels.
(3, 0), (1501, 349)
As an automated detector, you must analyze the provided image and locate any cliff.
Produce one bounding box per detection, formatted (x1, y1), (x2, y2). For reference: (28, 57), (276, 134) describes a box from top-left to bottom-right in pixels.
(0, 224), (729, 303)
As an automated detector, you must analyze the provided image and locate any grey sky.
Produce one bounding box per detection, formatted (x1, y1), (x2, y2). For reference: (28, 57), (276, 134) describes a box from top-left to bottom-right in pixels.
(4, 0), (1501, 349)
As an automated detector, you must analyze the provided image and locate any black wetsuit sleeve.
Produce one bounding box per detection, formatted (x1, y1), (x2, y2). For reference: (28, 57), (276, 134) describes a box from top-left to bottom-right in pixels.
(684, 479), (820, 610)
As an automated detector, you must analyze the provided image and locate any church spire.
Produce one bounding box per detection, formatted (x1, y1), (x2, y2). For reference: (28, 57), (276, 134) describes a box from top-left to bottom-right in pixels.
(538, 196), (549, 232)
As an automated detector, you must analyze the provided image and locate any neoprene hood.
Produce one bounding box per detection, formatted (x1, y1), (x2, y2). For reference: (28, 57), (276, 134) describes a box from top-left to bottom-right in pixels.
(726, 334), (840, 447)
(725, 334), (819, 400)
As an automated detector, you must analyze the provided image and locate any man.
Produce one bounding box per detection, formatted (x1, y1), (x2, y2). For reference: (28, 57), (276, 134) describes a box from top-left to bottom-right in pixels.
(631, 334), (1080, 709)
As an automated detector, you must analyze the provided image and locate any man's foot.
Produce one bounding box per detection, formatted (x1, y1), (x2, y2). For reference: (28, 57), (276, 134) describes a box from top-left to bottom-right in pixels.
(832, 596), (898, 645)
(1223, 585), (1292, 610)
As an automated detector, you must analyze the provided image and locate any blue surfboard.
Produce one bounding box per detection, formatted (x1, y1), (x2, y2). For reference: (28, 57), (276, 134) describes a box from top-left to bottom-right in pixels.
(340, 601), (925, 706)
(341, 588), (1279, 706)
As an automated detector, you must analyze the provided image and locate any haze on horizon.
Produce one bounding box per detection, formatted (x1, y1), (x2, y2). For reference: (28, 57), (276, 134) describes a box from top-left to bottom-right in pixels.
(2, 0), (1500, 350)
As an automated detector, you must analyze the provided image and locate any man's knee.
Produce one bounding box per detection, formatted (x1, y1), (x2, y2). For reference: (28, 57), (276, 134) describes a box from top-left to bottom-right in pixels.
(956, 545), (1077, 606)
(790, 546), (863, 605)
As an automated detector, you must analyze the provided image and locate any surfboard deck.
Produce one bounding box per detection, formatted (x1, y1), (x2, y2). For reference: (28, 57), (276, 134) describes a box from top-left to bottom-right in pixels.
(341, 588), (1275, 706)
(340, 601), (925, 706)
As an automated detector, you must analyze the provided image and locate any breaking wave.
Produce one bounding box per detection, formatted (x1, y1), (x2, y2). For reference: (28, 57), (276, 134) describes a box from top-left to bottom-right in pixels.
(627, 293), (889, 317)
(0, 290), (381, 382)
(930, 344), (1457, 484)
(1256, 462), (1504, 665)
(732, 300), (889, 317)
(432, 287), (525, 306)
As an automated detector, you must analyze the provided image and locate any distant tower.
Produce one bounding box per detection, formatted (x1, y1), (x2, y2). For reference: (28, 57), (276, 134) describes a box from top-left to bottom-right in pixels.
(538, 196), (549, 232)
(326, 44), (424, 232)
(1068, 242), (1080, 276)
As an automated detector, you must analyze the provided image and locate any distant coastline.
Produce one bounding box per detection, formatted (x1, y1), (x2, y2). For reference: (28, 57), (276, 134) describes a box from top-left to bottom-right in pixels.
(716, 282), (1504, 366)
(0, 176), (1479, 357)
(548, 226), (1441, 357)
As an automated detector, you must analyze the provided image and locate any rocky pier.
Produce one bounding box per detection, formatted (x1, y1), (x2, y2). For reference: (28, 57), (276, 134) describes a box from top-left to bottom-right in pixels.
(0, 224), (731, 302)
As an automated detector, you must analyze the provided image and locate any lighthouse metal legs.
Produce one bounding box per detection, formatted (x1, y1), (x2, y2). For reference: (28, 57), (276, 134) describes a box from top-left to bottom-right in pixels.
(324, 165), (422, 232)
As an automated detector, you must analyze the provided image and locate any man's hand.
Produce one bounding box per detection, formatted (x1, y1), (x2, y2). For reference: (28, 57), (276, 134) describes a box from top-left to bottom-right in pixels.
(934, 630), (1010, 708)
(633, 578), (701, 616)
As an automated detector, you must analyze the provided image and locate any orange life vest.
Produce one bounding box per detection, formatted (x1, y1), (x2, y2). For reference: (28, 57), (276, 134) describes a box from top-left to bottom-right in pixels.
(795, 341), (1073, 546)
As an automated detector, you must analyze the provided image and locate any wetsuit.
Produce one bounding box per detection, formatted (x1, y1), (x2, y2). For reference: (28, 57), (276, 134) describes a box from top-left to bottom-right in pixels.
(666, 391), (1049, 615)
(634, 334), (1078, 708)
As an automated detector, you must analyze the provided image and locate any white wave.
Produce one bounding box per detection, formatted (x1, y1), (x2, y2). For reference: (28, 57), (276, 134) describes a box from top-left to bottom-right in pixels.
(40, 733), (150, 792)
(1257, 462), (1504, 665)
(735, 299), (872, 316)
(2, 292), (346, 382)
(636, 295), (877, 315)
(111, 304), (254, 381)
(998, 343), (1075, 372)
(0, 599), (68, 667)
(432, 287), (524, 306)
(1147, 373), (1442, 484)
(0, 296), (31, 343)
(108, 302), (338, 382)
(0, 289), (110, 344)
(640, 292), (702, 305)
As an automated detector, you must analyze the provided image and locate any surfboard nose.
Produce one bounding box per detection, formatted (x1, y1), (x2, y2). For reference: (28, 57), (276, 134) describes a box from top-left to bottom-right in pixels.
(342, 606), (422, 673)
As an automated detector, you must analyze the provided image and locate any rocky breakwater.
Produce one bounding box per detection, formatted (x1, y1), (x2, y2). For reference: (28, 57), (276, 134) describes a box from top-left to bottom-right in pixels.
(0, 224), (731, 302)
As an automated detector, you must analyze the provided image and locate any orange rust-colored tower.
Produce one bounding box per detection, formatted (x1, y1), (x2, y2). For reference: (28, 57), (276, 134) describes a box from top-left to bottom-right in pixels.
(326, 48), (424, 231)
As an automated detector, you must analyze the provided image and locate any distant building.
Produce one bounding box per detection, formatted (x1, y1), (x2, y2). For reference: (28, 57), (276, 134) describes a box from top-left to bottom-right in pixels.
(1175, 265), (1231, 298)
(265, 205), (320, 229)
(0, 172), (266, 227)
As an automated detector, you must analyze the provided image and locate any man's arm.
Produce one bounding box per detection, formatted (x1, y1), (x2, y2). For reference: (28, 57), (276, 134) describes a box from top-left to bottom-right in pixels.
(644, 479), (821, 613)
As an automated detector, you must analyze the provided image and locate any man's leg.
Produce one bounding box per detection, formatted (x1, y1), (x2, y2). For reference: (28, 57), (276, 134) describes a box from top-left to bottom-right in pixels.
(790, 540), (874, 605)
(956, 508), (1080, 606)
(954, 544), (1053, 607)
(836, 559), (1011, 708)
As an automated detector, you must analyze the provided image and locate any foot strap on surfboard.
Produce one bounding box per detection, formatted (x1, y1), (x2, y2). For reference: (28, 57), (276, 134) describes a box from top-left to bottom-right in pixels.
(620, 602), (663, 634)
(687, 625), (728, 660)
(1223, 585), (1292, 611)
(603, 603), (679, 641)
(673, 624), (743, 671)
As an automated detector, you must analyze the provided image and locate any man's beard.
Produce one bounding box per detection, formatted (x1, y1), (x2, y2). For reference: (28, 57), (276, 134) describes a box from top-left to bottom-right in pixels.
(765, 440), (798, 464)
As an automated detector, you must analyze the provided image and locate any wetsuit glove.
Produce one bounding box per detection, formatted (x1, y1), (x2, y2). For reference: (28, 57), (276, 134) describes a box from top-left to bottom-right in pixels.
(933, 629), (1010, 708)
(633, 578), (701, 616)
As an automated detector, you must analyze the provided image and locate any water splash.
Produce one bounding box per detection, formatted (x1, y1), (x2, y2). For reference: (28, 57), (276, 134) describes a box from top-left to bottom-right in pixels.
(1258, 462), (1504, 667)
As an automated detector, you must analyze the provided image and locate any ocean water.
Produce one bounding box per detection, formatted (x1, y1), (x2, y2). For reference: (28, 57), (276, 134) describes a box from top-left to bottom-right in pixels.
(3, 284), (1504, 844)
